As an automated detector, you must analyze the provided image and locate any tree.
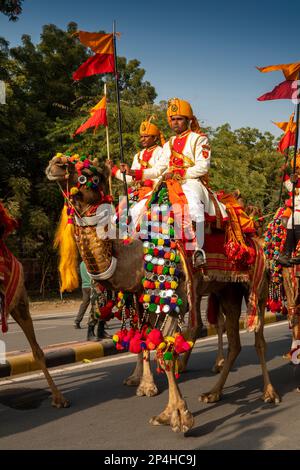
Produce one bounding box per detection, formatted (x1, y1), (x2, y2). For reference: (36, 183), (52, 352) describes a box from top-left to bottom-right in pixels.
(0, 22), (159, 294)
(0, 0), (23, 21)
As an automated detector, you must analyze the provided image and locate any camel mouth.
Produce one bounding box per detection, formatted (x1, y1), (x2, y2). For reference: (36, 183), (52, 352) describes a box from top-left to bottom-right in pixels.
(45, 165), (65, 181)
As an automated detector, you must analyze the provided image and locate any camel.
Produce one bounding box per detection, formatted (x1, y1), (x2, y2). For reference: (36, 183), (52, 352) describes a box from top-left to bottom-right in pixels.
(0, 204), (69, 408)
(46, 154), (279, 433)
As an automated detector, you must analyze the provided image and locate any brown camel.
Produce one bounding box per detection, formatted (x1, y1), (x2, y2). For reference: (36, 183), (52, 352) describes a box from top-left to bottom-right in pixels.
(46, 154), (279, 432)
(0, 212), (69, 408)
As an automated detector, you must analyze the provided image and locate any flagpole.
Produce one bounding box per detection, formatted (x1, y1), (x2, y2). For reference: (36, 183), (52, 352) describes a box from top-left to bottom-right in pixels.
(104, 82), (113, 195)
(112, 20), (130, 221)
(278, 149), (290, 207)
(291, 75), (300, 247)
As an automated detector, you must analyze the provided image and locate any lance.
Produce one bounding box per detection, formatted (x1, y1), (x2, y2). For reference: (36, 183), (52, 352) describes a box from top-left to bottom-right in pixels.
(112, 20), (131, 222)
(292, 74), (300, 249)
(104, 82), (113, 195)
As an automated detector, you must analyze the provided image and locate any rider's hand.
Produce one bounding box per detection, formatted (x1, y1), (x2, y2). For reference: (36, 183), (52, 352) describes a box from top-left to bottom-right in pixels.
(290, 173), (299, 183)
(120, 163), (132, 175)
(105, 160), (114, 169)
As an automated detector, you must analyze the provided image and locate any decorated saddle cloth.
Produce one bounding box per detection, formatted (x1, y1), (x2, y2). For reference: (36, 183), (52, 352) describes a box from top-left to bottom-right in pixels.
(0, 240), (22, 333)
(199, 231), (266, 332)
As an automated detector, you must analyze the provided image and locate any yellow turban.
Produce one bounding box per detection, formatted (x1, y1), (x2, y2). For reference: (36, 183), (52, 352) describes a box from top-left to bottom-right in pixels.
(167, 98), (193, 122)
(139, 120), (160, 136)
(139, 116), (165, 146)
(167, 97), (202, 134)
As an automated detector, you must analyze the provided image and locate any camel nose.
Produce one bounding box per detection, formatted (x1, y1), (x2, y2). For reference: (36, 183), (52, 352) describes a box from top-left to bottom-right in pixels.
(53, 156), (68, 165)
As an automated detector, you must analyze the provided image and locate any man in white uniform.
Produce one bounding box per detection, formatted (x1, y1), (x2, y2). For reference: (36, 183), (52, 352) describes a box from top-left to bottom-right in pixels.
(121, 98), (228, 267)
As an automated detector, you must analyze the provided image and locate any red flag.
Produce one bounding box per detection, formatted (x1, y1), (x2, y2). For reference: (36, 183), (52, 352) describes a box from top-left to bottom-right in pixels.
(74, 97), (107, 136)
(278, 130), (296, 154)
(73, 53), (114, 80)
(257, 80), (299, 101)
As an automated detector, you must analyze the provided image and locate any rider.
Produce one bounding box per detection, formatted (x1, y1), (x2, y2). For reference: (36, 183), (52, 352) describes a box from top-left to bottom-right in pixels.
(120, 98), (228, 267)
(111, 116), (164, 184)
(278, 154), (300, 267)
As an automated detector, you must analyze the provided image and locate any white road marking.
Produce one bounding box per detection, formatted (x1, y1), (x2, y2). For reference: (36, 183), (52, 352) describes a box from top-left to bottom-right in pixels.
(0, 320), (289, 386)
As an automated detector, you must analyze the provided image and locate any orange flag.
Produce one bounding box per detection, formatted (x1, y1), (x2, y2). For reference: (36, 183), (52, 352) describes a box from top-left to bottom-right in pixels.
(74, 96), (107, 136)
(78, 32), (114, 54)
(273, 113), (296, 154)
(273, 113), (297, 133)
(257, 61), (300, 80)
(73, 32), (114, 80)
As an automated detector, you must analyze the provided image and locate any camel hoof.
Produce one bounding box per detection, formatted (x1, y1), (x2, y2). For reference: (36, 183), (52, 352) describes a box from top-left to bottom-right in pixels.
(51, 396), (70, 408)
(136, 383), (159, 397)
(199, 392), (221, 403)
(150, 406), (194, 433)
(123, 376), (141, 387)
(149, 415), (166, 426)
(262, 385), (281, 404)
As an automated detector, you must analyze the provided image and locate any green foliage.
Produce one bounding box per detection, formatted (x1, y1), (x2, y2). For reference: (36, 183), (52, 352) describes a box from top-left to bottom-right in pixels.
(0, 0), (23, 21)
(210, 124), (284, 215)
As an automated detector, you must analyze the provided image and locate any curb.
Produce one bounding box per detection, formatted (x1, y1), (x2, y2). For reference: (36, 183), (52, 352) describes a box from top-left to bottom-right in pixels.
(0, 312), (287, 379)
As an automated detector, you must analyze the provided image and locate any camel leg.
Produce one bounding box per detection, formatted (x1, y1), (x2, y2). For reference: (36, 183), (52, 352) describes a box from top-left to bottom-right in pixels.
(10, 288), (69, 408)
(123, 352), (143, 386)
(136, 350), (159, 397)
(200, 285), (243, 403)
(149, 363), (194, 433)
(178, 293), (203, 373)
(255, 294), (280, 403)
(212, 311), (225, 374)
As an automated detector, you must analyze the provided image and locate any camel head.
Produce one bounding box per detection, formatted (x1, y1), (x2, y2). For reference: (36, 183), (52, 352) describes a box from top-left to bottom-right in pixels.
(46, 153), (111, 207)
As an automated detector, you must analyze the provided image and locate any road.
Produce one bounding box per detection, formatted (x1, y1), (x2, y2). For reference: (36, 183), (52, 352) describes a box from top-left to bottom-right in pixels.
(0, 321), (299, 450)
(4, 296), (218, 353)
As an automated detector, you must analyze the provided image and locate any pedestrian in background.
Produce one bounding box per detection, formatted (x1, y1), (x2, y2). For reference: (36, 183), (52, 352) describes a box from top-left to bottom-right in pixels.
(74, 261), (92, 329)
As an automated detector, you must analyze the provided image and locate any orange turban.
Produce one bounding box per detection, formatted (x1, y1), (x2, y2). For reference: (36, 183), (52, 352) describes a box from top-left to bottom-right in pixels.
(167, 98), (193, 122)
(167, 98), (202, 134)
(139, 116), (165, 146)
(139, 120), (160, 136)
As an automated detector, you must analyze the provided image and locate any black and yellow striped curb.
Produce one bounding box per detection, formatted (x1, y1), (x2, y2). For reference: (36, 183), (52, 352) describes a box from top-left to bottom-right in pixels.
(0, 339), (127, 378)
(199, 312), (286, 338)
(0, 312), (286, 378)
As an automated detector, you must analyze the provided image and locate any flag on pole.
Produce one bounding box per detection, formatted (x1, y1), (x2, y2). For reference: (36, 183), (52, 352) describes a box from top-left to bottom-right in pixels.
(257, 61), (300, 80)
(277, 131), (296, 154)
(273, 113), (297, 133)
(273, 113), (296, 154)
(74, 96), (107, 136)
(257, 80), (298, 101)
(73, 32), (114, 80)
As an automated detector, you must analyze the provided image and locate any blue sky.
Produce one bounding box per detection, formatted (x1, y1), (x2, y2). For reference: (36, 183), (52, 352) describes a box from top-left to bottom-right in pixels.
(1, 0), (300, 135)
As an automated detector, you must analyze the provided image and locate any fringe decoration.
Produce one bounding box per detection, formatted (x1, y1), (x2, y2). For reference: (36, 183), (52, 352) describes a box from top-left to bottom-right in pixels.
(224, 203), (256, 266)
(245, 239), (265, 332)
(54, 205), (79, 292)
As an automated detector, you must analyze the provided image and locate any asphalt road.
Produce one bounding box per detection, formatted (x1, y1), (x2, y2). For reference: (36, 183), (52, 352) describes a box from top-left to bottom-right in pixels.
(0, 321), (299, 450)
(3, 296), (216, 353)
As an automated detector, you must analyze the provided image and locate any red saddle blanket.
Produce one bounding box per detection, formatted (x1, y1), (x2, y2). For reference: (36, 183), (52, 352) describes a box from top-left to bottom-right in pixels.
(192, 231), (266, 332)
(198, 231), (251, 283)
